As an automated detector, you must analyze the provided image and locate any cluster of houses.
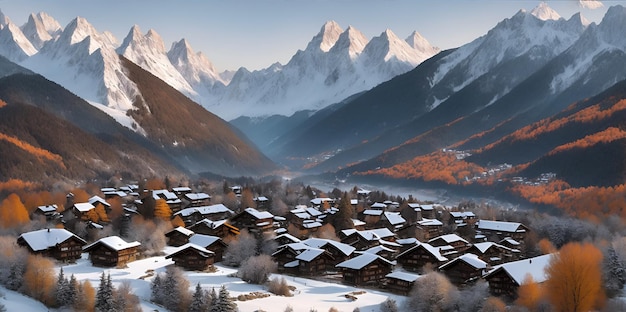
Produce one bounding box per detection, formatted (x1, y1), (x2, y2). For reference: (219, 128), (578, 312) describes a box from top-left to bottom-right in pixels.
(18, 184), (550, 300)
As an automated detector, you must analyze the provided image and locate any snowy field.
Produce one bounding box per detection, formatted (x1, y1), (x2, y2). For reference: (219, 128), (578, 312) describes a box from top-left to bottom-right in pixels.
(1, 246), (406, 312)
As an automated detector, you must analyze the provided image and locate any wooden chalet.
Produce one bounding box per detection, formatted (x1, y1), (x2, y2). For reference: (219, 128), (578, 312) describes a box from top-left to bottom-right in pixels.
(476, 220), (529, 242)
(254, 196), (270, 210)
(300, 238), (356, 266)
(483, 254), (552, 298)
(439, 253), (487, 286)
(385, 271), (420, 295)
(71, 202), (96, 221)
(415, 218), (444, 241)
(289, 206), (324, 235)
(174, 204), (234, 225)
(362, 209), (383, 228)
(428, 234), (471, 253)
(418, 204), (437, 219)
(32, 204), (60, 221)
(340, 228), (395, 251)
(274, 233), (302, 246)
(165, 227), (195, 247)
(172, 186), (192, 197)
(360, 245), (397, 262)
(336, 253), (394, 286)
(466, 242), (520, 265)
(187, 218), (239, 239)
(381, 211), (406, 232)
(83, 236), (141, 267)
(188, 234), (228, 262)
(17, 228), (86, 262)
(165, 243), (215, 271)
(88, 195), (111, 214)
(291, 248), (335, 275)
(152, 189), (182, 213)
(184, 192), (211, 207)
(449, 211), (477, 226)
(229, 207), (274, 234)
(395, 242), (448, 273)
(310, 197), (335, 209)
(272, 243), (311, 273)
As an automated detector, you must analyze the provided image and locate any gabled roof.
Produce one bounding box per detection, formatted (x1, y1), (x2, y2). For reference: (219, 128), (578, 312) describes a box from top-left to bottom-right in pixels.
(450, 211), (476, 218)
(243, 207), (273, 219)
(188, 234), (224, 248)
(383, 212), (406, 225)
(88, 195), (110, 207)
(301, 238), (356, 257)
(184, 193), (211, 201)
(274, 233), (301, 244)
(296, 248), (328, 262)
(428, 234), (469, 245)
(336, 253), (394, 270)
(363, 209), (383, 216)
(172, 186), (192, 192)
(370, 202), (387, 209)
(84, 236), (140, 252)
(153, 189), (178, 200)
(18, 228), (86, 251)
(165, 226), (195, 237)
(418, 218), (443, 226)
(352, 219), (366, 227)
(36, 204), (58, 213)
(386, 271), (420, 282)
(165, 243), (214, 259)
(397, 242), (448, 262)
(361, 245), (396, 255)
(440, 253), (487, 270)
(174, 204), (234, 217)
(500, 237), (521, 246)
(396, 238), (419, 246)
(341, 228), (395, 241)
(73, 202), (95, 212)
(310, 198), (334, 205)
(190, 218), (228, 229)
(477, 220), (527, 233)
(483, 254), (553, 285)
(469, 242), (517, 254)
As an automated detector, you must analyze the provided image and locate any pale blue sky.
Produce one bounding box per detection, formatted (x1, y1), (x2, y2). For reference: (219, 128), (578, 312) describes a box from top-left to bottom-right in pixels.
(0, 0), (619, 71)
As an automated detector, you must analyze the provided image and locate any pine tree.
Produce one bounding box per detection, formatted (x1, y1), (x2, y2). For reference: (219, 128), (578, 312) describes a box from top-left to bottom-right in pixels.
(55, 268), (70, 307)
(95, 272), (115, 312)
(150, 273), (163, 304)
(209, 287), (218, 311)
(189, 283), (208, 312)
(67, 274), (78, 307)
(213, 285), (237, 312)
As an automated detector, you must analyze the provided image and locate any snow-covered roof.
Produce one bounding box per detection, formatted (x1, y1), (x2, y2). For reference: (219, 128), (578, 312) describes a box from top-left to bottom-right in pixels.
(84, 236), (140, 252)
(350, 199), (358, 205)
(18, 228), (85, 251)
(103, 191), (128, 197)
(363, 209), (383, 216)
(470, 242), (516, 254)
(153, 189), (178, 200)
(275, 233), (301, 243)
(184, 193), (211, 201)
(484, 254), (553, 285)
(254, 196), (269, 201)
(191, 218), (228, 229)
(294, 212), (312, 219)
(362, 245), (395, 255)
(188, 234), (222, 247)
(336, 253), (393, 270)
(370, 202), (387, 209)
(500, 237), (521, 245)
(165, 226), (194, 237)
(284, 260), (299, 268)
(352, 219), (366, 227)
(449, 211), (476, 218)
(244, 207), (273, 219)
(344, 228), (395, 240)
(174, 204), (234, 217)
(88, 195), (110, 207)
(310, 198), (333, 205)
(296, 248), (327, 262)
(477, 220), (526, 233)
(396, 238), (419, 245)
(301, 238), (356, 256)
(73, 202), (95, 212)
(397, 242), (448, 262)
(440, 253), (487, 270)
(386, 271), (420, 282)
(302, 222), (322, 229)
(274, 228), (287, 234)
(100, 187), (117, 193)
(428, 234), (469, 245)
(172, 186), (192, 192)
(36, 204), (58, 213)
(418, 218), (443, 226)
(383, 212), (406, 225)
(420, 204), (435, 211)
(166, 243), (214, 259)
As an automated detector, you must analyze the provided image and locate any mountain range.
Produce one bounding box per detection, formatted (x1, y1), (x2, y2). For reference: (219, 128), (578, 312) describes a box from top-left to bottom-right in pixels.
(1, 3), (626, 211)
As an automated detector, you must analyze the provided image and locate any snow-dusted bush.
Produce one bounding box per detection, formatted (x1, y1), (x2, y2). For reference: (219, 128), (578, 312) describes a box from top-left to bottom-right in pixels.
(404, 271), (457, 312)
(267, 277), (292, 296)
(238, 254), (277, 284)
(380, 298), (398, 312)
(223, 229), (257, 266)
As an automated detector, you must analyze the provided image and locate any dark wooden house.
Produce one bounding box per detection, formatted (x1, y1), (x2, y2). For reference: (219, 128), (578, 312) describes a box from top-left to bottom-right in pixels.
(466, 242), (520, 265)
(187, 218), (239, 239)
(428, 234), (471, 253)
(340, 228), (395, 251)
(476, 220), (529, 242)
(439, 253), (487, 286)
(300, 238), (356, 266)
(32, 204), (60, 221)
(483, 254), (552, 298)
(385, 271), (420, 295)
(395, 242), (448, 273)
(272, 243), (311, 273)
(165, 227), (195, 247)
(188, 234), (228, 262)
(83, 236), (141, 267)
(71, 202), (96, 221)
(17, 228), (86, 262)
(293, 248), (335, 275)
(336, 253), (394, 286)
(229, 207), (274, 234)
(174, 204), (234, 225)
(165, 243), (215, 270)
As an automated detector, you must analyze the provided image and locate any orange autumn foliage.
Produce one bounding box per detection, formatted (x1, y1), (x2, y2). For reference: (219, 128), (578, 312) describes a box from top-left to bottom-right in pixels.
(538, 238), (556, 254)
(0, 99), (6, 108)
(0, 179), (37, 192)
(511, 181), (626, 220)
(360, 150), (485, 185)
(154, 198), (172, 221)
(482, 99), (626, 152)
(171, 215), (185, 228)
(548, 127), (626, 155)
(0, 132), (65, 169)
(0, 193), (30, 228)
(516, 274), (545, 311)
(545, 242), (604, 312)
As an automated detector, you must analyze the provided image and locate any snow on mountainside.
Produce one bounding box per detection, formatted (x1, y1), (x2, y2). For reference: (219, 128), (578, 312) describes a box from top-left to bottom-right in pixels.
(167, 38), (226, 96)
(0, 21), (38, 62)
(20, 12), (62, 49)
(208, 21), (439, 119)
(531, 2), (562, 21)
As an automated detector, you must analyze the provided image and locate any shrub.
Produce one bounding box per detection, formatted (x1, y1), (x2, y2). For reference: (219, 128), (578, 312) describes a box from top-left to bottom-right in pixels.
(267, 277), (292, 296)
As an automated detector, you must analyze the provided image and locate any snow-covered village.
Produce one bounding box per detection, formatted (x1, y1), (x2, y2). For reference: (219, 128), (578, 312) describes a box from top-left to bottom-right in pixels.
(0, 177), (622, 312)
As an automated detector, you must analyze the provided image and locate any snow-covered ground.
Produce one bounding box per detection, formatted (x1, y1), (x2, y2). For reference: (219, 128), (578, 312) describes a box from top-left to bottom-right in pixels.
(17, 246), (407, 312)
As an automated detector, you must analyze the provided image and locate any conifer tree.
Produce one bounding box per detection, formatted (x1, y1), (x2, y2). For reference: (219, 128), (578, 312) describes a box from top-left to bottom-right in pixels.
(55, 268), (70, 307)
(189, 283), (209, 312)
(150, 273), (163, 304)
(95, 272), (115, 312)
(213, 285), (237, 312)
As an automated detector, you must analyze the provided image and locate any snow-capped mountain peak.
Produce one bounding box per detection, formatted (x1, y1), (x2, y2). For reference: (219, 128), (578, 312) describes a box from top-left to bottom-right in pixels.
(531, 2), (562, 21)
(20, 12), (60, 49)
(0, 20), (38, 62)
(0, 9), (11, 29)
(306, 20), (343, 53)
(406, 31), (440, 56)
(168, 38), (225, 89)
(329, 25), (368, 59)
